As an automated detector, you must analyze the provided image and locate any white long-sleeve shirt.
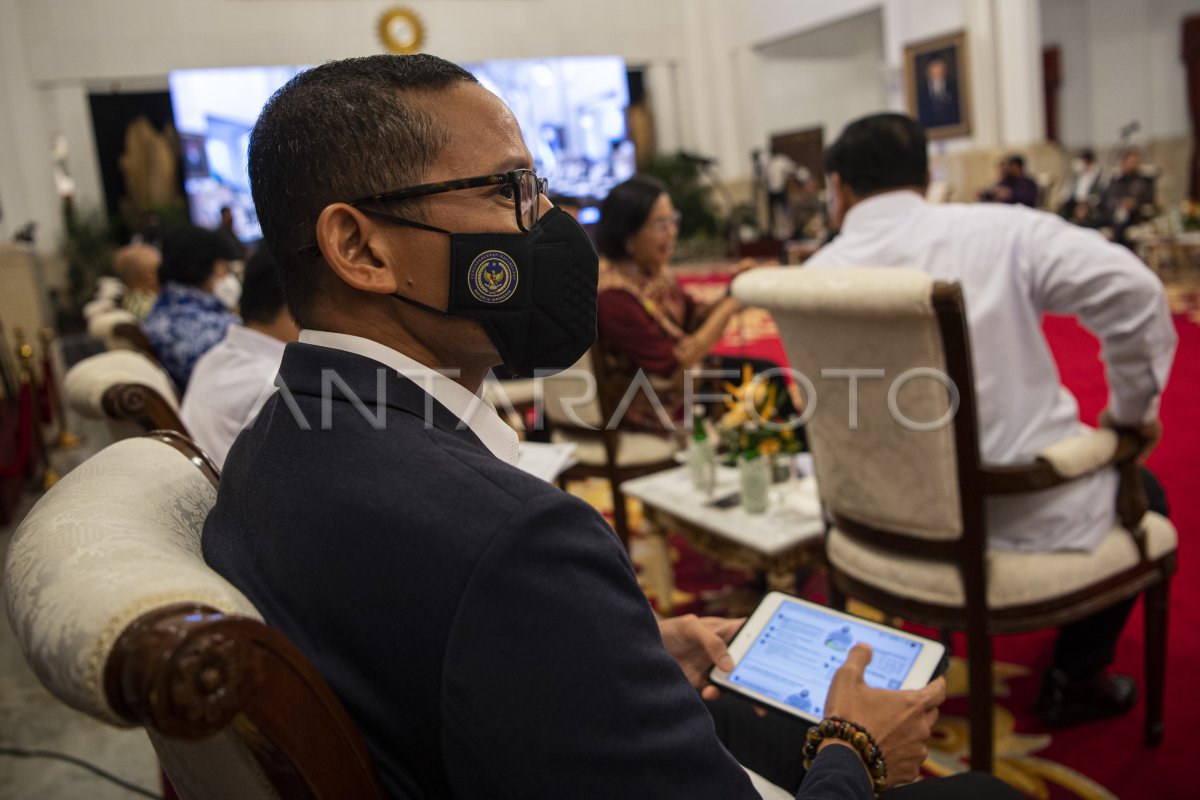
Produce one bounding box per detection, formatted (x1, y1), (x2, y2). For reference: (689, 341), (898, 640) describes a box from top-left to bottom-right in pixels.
(805, 191), (1176, 552)
(181, 325), (287, 468)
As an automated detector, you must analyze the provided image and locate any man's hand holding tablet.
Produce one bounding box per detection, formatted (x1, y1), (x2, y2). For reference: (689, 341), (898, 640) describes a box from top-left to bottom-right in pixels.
(822, 642), (946, 787)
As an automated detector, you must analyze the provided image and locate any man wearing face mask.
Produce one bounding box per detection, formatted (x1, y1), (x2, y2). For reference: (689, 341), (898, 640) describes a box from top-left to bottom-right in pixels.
(202, 56), (1017, 800)
(142, 225), (241, 391)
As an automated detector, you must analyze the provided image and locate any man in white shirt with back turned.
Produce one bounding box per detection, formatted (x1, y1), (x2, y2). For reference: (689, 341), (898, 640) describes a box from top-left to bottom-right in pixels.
(807, 112), (1177, 729)
(181, 246), (299, 467)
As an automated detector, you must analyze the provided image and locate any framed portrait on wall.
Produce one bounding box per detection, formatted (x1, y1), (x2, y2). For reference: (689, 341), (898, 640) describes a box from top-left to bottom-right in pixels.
(905, 31), (972, 139)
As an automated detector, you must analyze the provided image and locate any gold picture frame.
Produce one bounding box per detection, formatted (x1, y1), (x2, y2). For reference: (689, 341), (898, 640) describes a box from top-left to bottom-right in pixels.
(904, 31), (972, 140)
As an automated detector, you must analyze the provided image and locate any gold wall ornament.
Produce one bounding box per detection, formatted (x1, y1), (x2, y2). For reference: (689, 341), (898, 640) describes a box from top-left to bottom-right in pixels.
(378, 7), (425, 54)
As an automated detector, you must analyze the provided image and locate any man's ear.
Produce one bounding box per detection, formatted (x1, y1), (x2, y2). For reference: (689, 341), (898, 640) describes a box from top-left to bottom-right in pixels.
(314, 203), (400, 295)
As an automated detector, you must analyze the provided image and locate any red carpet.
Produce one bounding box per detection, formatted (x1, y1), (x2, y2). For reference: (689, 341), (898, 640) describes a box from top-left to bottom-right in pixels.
(974, 314), (1197, 798)
(672, 274), (1196, 796)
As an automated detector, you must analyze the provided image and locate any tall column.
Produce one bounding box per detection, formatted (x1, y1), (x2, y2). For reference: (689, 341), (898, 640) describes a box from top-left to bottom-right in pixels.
(0, 0), (58, 245)
(645, 61), (683, 155)
(964, 0), (1002, 148)
(677, 0), (748, 178)
(992, 0), (1046, 146)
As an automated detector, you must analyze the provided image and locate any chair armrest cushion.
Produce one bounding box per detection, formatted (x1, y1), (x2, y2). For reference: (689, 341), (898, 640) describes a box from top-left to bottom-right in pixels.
(1037, 428), (1119, 480)
(64, 351), (179, 418)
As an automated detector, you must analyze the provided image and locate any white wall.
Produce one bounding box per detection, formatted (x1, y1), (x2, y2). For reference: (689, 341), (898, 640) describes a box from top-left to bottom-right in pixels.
(755, 11), (888, 147)
(1040, 0), (1093, 149)
(735, 0), (1047, 159)
(1041, 0), (1194, 150)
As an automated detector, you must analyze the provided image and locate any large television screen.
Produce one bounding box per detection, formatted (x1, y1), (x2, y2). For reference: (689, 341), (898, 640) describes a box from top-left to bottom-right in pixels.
(168, 56), (632, 241)
(463, 55), (634, 203)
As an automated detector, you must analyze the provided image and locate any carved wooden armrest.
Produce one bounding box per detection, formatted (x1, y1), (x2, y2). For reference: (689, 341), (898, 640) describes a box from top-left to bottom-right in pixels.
(979, 429), (1141, 495)
(111, 322), (158, 362)
(101, 383), (185, 433)
(104, 602), (385, 798)
(104, 604), (267, 737)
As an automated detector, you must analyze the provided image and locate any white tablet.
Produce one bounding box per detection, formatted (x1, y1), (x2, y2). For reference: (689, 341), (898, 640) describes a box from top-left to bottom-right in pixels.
(709, 592), (947, 723)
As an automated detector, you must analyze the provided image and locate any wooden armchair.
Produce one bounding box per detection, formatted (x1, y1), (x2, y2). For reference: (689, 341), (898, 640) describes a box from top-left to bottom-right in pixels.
(87, 307), (160, 362)
(544, 343), (679, 548)
(64, 350), (187, 439)
(733, 267), (1177, 773)
(3, 431), (386, 800)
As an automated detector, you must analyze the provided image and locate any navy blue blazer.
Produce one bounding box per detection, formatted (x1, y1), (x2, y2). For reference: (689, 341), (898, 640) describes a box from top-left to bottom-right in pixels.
(203, 342), (871, 800)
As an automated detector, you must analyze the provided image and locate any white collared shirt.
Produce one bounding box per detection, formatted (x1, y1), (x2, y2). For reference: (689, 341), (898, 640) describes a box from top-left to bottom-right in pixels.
(806, 191), (1177, 552)
(181, 324), (287, 468)
(298, 329), (519, 466)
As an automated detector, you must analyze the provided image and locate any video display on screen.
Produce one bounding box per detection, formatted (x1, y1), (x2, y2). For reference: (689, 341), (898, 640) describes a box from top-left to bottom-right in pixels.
(463, 55), (635, 203)
(168, 56), (632, 242)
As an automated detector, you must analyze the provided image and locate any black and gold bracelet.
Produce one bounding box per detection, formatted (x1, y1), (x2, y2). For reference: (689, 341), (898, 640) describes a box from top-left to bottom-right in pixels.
(801, 715), (888, 796)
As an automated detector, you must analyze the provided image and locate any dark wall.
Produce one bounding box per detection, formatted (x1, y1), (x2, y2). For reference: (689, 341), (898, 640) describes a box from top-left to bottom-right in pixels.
(86, 90), (185, 241)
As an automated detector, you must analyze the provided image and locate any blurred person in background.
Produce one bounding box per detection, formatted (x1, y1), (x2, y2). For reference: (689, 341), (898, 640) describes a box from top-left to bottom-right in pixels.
(1101, 148), (1157, 248)
(216, 205), (247, 260)
(143, 225), (240, 391)
(1056, 149), (1103, 226)
(977, 155), (1039, 207)
(596, 175), (793, 431)
(111, 242), (161, 321)
(181, 246), (299, 467)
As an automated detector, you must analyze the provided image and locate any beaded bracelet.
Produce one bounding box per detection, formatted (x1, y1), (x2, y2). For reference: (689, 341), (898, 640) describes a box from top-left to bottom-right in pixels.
(801, 715), (888, 796)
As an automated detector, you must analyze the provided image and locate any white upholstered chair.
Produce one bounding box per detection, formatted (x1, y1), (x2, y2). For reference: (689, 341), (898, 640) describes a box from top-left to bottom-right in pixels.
(733, 267), (1177, 773)
(543, 344), (678, 547)
(86, 307), (159, 360)
(64, 350), (186, 440)
(3, 432), (386, 800)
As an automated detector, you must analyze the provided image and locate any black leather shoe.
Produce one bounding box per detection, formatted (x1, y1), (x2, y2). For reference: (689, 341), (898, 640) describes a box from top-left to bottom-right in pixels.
(1033, 667), (1138, 728)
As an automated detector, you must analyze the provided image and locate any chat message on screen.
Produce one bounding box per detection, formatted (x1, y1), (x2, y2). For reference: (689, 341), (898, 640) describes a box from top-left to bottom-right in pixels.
(727, 600), (924, 718)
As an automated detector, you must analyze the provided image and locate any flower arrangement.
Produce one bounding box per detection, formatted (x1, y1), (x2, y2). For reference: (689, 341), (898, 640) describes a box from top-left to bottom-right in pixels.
(1181, 200), (1200, 233)
(715, 364), (804, 473)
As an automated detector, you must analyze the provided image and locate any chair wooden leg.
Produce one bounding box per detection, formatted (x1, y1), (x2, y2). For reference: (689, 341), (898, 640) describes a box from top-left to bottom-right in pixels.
(827, 575), (847, 611)
(1144, 578), (1170, 745)
(966, 626), (995, 773)
(609, 483), (631, 550)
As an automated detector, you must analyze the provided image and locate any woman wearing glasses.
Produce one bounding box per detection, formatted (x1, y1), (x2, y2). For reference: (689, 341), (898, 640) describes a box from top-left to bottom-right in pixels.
(596, 175), (784, 431)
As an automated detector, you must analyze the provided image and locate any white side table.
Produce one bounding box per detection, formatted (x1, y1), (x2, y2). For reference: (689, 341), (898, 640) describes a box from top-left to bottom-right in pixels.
(622, 465), (826, 614)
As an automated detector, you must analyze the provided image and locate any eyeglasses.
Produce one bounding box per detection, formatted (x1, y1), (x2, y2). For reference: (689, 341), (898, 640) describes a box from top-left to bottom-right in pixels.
(349, 168), (548, 233)
(649, 210), (683, 232)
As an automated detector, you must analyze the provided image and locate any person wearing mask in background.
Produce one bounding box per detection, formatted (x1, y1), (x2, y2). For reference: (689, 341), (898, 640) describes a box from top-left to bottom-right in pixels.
(143, 225), (241, 391)
(111, 242), (161, 321)
(1101, 147), (1157, 249)
(1057, 149), (1103, 226)
(181, 246), (299, 467)
(977, 155), (1039, 208)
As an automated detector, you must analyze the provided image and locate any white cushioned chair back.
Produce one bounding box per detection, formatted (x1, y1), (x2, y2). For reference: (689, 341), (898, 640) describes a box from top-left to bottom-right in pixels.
(87, 308), (140, 351)
(64, 349), (178, 419)
(733, 267), (963, 540)
(3, 436), (261, 726)
(542, 348), (606, 429)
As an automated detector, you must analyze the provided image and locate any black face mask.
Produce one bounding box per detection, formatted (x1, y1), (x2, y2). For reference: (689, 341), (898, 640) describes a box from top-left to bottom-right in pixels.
(382, 206), (598, 378)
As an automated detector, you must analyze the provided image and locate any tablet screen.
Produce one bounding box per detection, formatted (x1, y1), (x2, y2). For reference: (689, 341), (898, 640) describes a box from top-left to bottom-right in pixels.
(726, 599), (925, 719)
